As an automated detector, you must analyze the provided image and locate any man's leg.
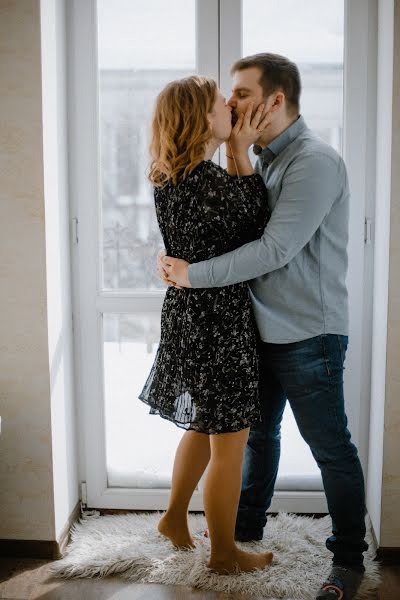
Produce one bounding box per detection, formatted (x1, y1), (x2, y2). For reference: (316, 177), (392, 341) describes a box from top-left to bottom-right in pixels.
(272, 334), (368, 572)
(235, 341), (287, 541)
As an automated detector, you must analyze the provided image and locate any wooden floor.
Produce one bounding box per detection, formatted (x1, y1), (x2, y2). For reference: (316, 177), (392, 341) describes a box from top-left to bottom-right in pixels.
(0, 557), (399, 600)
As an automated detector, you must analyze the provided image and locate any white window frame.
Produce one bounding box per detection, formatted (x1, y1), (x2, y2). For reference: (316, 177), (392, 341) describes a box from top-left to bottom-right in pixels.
(67, 0), (377, 512)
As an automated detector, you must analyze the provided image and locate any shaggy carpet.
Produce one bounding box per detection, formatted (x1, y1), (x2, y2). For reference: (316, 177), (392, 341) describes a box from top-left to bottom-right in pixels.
(50, 512), (380, 599)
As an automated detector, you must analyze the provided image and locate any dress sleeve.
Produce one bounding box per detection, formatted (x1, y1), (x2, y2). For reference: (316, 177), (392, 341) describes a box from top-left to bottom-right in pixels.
(200, 162), (270, 251)
(230, 173), (270, 242)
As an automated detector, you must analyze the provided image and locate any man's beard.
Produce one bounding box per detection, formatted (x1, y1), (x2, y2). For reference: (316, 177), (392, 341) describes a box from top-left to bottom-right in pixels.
(231, 112), (238, 126)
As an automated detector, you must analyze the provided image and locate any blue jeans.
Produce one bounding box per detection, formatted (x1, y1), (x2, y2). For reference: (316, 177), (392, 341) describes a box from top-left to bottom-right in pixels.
(236, 334), (368, 571)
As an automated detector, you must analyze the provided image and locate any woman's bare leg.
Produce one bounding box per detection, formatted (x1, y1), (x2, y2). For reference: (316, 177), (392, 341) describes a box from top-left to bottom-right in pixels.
(158, 430), (210, 548)
(204, 428), (273, 574)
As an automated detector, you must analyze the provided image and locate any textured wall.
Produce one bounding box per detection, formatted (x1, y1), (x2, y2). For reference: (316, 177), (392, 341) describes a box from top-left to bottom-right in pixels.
(0, 0), (55, 540)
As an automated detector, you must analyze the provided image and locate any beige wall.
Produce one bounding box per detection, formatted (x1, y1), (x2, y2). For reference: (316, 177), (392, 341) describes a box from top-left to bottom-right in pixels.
(0, 0), (79, 544)
(40, 0), (79, 540)
(0, 0), (55, 540)
(381, 0), (400, 548)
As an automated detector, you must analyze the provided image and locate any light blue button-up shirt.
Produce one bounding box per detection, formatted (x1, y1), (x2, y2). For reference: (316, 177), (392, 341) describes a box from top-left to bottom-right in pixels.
(188, 116), (349, 343)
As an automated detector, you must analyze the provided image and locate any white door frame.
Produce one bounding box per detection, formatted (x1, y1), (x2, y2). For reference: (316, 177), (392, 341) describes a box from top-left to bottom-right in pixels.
(67, 0), (377, 512)
(342, 0), (378, 480)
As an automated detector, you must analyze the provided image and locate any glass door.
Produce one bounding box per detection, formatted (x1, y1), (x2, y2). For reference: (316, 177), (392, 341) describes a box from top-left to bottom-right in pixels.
(241, 0), (345, 492)
(69, 0), (218, 509)
(69, 0), (373, 511)
(99, 0), (195, 500)
(217, 0), (373, 508)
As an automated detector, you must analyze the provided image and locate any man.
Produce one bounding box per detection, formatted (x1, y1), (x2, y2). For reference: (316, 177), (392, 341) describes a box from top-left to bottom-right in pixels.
(160, 53), (368, 600)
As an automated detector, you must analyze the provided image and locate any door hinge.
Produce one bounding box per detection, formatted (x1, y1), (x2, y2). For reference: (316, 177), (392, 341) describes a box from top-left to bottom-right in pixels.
(72, 217), (79, 244)
(364, 218), (372, 245)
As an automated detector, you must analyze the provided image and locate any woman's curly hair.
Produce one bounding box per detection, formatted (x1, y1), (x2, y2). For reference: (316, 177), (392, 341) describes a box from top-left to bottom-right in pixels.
(148, 75), (217, 187)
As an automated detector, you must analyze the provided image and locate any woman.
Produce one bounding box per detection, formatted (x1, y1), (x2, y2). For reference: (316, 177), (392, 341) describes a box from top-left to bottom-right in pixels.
(139, 75), (272, 574)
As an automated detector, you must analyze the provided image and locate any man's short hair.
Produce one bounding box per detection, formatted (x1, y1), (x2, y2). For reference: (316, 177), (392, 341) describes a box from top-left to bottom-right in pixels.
(231, 53), (301, 115)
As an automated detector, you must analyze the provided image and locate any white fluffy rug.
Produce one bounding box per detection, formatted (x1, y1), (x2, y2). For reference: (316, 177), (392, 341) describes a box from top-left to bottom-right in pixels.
(50, 512), (380, 599)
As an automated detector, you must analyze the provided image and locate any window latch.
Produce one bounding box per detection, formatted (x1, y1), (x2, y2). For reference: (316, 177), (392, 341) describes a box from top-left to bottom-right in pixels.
(72, 217), (79, 244)
(364, 218), (372, 245)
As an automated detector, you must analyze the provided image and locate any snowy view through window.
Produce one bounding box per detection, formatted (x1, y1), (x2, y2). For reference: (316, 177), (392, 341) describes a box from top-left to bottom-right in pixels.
(99, 0), (343, 489)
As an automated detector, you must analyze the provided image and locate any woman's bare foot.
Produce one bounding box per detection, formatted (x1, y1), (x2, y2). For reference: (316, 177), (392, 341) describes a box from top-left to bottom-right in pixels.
(158, 512), (195, 549)
(207, 547), (273, 574)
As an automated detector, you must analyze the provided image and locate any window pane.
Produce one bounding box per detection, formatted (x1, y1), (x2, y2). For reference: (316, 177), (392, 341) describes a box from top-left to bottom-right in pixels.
(104, 313), (185, 488)
(97, 0), (196, 291)
(242, 0), (344, 152)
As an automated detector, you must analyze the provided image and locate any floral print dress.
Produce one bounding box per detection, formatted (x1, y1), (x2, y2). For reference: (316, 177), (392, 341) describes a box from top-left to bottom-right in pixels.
(139, 160), (270, 434)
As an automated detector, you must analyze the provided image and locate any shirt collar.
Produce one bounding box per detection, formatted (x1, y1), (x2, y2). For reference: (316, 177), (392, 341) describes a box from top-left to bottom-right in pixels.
(259, 115), (307, 163)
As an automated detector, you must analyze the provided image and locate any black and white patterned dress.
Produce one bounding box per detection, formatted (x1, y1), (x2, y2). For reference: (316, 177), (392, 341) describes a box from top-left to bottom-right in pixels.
(139, 160), (270, 434)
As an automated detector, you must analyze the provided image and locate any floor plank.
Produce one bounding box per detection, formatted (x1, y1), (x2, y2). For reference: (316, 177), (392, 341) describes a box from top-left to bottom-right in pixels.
(0, 557), (397, 600)
(0, 558), (262, 599)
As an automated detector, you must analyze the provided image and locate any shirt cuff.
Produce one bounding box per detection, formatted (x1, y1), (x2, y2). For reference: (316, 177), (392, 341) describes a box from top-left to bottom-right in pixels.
(188, 261), (213, 288)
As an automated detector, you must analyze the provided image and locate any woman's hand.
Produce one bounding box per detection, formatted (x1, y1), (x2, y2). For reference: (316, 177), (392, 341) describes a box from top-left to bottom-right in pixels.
(229, 102), (271, 156)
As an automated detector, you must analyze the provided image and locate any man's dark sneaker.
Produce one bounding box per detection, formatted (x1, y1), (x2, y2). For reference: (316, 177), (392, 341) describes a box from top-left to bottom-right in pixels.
(316, 565), (364, 600)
